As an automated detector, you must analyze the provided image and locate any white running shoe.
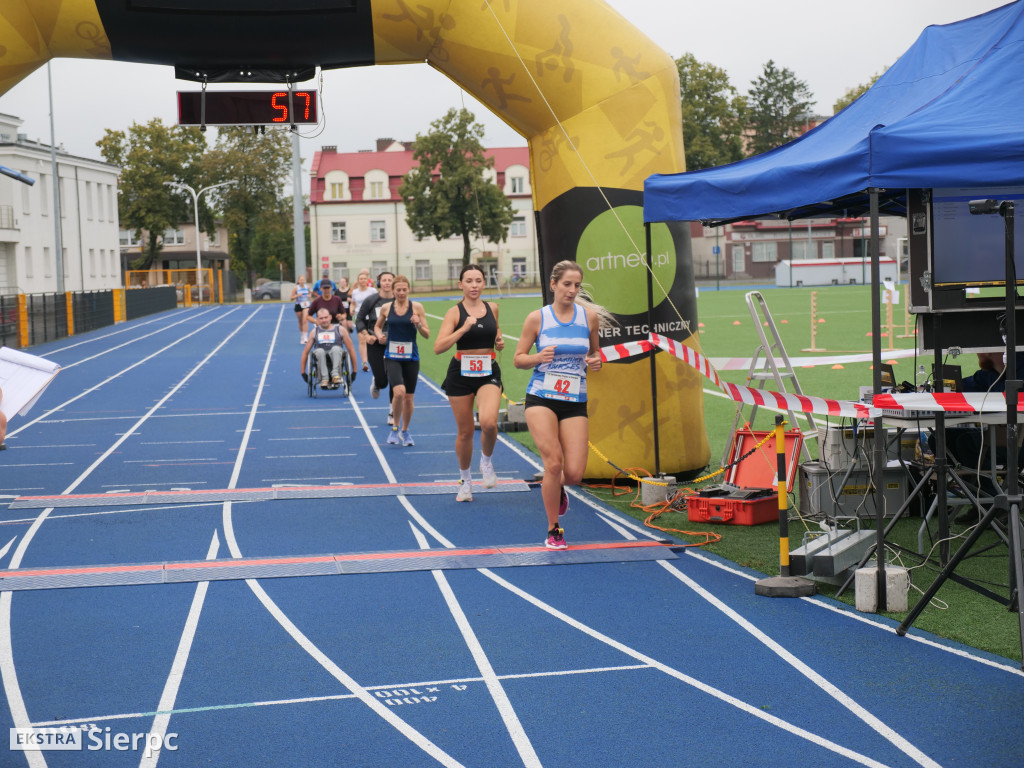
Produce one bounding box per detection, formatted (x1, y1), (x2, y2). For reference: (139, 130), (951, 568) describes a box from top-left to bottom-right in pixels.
(387, 410), (394, 426)
(480, 463), (497, 489)
(385, 428), (401, 445)
(456, 480), (473, 502)
(370, 382), (380, 399)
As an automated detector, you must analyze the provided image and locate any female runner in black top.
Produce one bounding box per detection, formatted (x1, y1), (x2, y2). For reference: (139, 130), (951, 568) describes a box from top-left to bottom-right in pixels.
(434, 264), (505, 501)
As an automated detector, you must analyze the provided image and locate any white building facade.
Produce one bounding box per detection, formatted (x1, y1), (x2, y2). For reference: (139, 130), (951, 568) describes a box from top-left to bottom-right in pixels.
(0, 113), (122, 295)
(309, 139), (538, 289)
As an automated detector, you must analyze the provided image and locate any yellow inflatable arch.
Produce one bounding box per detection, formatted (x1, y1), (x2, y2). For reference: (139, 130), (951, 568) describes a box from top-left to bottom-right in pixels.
(0, 0), (709, 477)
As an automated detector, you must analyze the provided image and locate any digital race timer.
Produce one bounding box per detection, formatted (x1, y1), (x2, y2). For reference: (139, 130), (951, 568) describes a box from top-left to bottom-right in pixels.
(177, 91), (318, 126)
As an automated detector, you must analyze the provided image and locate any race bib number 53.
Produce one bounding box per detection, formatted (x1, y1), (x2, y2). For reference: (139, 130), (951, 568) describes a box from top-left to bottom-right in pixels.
(460, 355), (492, 377)
(541, 371), (581, 402)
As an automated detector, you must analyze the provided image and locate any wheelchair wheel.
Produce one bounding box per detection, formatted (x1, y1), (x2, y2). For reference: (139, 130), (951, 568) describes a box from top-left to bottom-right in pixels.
(307, 355), (317, 398)
(340, 352), (351, 397)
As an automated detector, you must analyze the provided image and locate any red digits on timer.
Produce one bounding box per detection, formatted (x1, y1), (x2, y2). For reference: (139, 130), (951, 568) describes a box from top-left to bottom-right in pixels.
(271, 92), (312, 123)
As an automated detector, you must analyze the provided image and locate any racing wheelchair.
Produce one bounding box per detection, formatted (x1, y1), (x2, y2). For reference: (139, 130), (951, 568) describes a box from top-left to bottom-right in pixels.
(305, 345), (352, 398)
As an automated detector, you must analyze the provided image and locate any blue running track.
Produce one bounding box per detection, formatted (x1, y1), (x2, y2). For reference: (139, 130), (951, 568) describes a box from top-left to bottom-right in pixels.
(0, 304), (1022, 767)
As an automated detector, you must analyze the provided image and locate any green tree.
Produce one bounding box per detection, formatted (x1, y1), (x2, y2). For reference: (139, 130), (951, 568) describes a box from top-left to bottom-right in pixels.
(203, 127), (293, 288)
(398, 108), (515, 265)
(675, 53), (744, 170)
(97, 119), (208, 269)
(833, 68), (887, 113)
(745, 60), (815, 156)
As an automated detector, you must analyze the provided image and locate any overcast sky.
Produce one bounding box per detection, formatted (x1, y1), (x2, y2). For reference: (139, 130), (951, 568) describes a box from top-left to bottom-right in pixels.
(0, 0), (1008, 164)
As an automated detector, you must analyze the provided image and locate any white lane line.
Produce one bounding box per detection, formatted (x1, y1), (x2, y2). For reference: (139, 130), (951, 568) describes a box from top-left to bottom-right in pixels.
(502, 420), (1024, 681)
(681, 548), (1024, 679)
(409, 523), (541, 768)
(138, 530), (220, 768)
(46, 307), (220, 370)
(0, 308), (263, 768)
(476, 567), (889, 768)
(220, 306), (465, 768)
(35, 664), (654, 727)
(6, 306), (243, 440)
(36, 309), (202, 358)
(657, 560), (940, 768)
(0, 537), (16, 560)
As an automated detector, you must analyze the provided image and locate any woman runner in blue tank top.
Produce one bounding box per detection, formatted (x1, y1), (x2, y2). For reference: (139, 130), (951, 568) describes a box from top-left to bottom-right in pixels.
(374, 274), (430, 447)
(514, 260), (606, 550)
(434, 264), (505, 502)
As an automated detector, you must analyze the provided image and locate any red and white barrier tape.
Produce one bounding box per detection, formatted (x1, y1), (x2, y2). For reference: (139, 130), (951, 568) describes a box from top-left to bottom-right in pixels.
(872, 391), (1024, 413)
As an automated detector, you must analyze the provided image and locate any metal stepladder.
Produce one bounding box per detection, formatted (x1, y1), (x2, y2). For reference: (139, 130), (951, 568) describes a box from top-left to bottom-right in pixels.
(722, 291), (819, 467)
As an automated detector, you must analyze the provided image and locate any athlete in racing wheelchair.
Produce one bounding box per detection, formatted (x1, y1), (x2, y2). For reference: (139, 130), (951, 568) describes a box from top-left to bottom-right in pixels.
(301, 308), (357, 396)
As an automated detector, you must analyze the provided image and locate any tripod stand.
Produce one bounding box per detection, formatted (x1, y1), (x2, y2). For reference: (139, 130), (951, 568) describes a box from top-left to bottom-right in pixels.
(896, 199), (1024, 669)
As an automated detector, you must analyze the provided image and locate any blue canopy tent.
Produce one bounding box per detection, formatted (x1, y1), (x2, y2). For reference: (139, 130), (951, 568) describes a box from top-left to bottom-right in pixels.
(644, 1), (1024, 225)
(642, 1), (1024, 645)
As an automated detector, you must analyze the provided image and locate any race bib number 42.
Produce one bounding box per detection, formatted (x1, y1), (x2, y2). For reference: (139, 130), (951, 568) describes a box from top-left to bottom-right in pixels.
(388, 340), (413, 359)
(460, 355), (492, 377)
(541, 371), (582, 402)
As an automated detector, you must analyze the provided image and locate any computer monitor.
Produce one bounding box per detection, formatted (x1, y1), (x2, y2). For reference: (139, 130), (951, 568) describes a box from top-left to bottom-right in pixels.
(931, 186), (1024, 288)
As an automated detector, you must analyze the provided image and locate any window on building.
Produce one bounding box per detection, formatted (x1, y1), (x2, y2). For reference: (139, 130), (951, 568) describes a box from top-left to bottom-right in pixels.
(330, 182), (344, 199)
(21, 176), (31, 215)
(821, 241), (835, 259)
(85, 181), (94, 220)
(24, 246), (32, 279)
(510, 216), (527, 237)
(119, 229), (141, 247)
(512, 257), (527, 275)
(510, 176), (524, 194)
(791, 240), (812, 260)
(203, 231), (220, 249)
(415, 259), (431, 282)
(369, 181), (385, 199)
(751, 241), (777, 263)
(110, 250), (118, 278)
(89, 249), (96, 278)
(371, 260), (389, 279)
(332, 263), (349, 282)
(331, 221), (346, 242)
(39, 175), (48, 216)
(163, 228), (185, 245)
(370, 220), (386, 242)
(100, 248), (106, 277)
(44, 246), (51, 277)
(448, 259), (462, 280)
(97, 184), (105, 221)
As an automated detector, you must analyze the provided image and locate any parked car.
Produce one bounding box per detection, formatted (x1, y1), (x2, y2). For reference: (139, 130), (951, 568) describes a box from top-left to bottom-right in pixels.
(253, 281), (295, 301)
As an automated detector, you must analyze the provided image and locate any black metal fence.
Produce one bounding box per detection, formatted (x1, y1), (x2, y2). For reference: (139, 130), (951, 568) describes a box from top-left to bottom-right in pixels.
(24, 293), (69, 347)
(72, 291), (116, 335)
(0, 287), (177, 350)
(0, 293), (17, 348)
(125, 286), (176, 320)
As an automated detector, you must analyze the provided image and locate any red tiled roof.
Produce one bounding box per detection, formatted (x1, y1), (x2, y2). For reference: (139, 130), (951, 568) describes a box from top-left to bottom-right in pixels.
(309, 145), (529, 204)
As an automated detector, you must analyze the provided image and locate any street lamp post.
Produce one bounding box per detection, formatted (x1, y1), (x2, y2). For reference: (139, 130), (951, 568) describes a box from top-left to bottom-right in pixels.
(163, 180), (236, 305)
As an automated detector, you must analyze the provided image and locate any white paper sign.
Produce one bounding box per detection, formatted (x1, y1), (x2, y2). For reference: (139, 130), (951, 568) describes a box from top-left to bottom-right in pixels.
(0, 347), (62, 419)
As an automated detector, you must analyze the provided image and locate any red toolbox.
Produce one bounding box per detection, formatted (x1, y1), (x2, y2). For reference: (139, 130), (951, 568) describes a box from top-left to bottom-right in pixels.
(687, 486), (779, 526)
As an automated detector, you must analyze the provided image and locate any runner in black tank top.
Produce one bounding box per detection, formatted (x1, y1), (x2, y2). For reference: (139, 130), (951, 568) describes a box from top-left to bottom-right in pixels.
(434, 264), (505, 502)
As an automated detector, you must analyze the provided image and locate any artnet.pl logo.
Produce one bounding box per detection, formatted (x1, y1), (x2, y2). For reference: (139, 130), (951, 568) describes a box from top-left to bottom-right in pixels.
(10, 726), (178, 757)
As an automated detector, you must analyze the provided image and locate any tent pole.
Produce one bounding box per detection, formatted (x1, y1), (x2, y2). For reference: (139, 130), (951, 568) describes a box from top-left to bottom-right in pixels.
(646, 221), (661, 476)
(869, 189), (888, 610)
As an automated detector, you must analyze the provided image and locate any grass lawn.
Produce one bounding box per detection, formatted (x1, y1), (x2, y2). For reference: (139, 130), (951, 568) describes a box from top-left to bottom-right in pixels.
(414, 283), (1023, 663)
